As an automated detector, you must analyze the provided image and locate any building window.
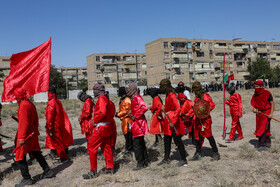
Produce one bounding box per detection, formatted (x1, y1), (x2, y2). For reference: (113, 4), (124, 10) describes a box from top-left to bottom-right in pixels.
(96, 56), (100, 61)
(136, 56), (140, 61)
(197, 52), (204, 57)
(97, 73), (101, 78)
(96, 65), (100, 70)
(145, 71), (147, 75)
(164, 42), (168, 48)
(210, 72), (214, 78)
(274, 45), (280, 50)
(137, 64), (140, 69)
(210, 62), (213, 69)
(165, 63), (170, 70)
(142, 63), (147, 68)
(118, 72), (122, 77)
(166, 73), (170, 79)
(164, 52), (169, 59)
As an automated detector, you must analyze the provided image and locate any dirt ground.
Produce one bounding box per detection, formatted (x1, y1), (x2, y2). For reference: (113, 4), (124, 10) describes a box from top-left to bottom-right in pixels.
(1, 88), (280, 187)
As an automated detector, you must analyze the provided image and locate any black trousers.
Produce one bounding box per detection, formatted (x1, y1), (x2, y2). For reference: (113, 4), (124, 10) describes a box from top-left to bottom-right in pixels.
(164, 133), (186, 161)
(258, 133), (271, 147)
(18, 151), (49, 179)
(133, 136), (149, 167)
(124, 132), (133, 151)
(195, 133), (218, 153)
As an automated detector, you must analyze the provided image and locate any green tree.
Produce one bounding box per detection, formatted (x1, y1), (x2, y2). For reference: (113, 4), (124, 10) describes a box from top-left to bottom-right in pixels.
(247, 58), (273, 81)
(78, 78), (88, 92)
(272, 65), (280, 82)
(49, 65), (66, 98)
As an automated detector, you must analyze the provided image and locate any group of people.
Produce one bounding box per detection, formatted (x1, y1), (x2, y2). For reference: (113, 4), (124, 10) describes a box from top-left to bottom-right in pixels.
(0, 78), (275, 186)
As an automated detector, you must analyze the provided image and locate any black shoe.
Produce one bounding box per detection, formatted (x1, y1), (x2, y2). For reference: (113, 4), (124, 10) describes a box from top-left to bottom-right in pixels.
(211, 152), (221, 161)
(257, 146), (267, 152)
(15, 178), (33, 187)
(83, 170), (97, 179)
(151, 142), (159, 148)
(176, 160), (188, 167)
(189, 152), (202, 161)
(157, 159), (170, 166)
(132, 165), (145, 171)
(40, 167), (55, 179)
(105, 168), (115, 174)
(122, 150), (130, 155)
(53, 159), (69, 165)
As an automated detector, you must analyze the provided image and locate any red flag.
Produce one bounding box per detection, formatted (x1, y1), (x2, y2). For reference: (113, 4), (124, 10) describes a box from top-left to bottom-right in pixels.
(228, 74), (234, 81)
(2, 38), (51, 102)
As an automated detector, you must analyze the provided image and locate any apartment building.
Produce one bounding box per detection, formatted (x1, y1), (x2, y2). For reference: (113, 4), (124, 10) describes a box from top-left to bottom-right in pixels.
(56, 67), (88, 90)
(145, 38), (280, 87)
(0, 56), (11, 94)
(87, 53), (147, 89)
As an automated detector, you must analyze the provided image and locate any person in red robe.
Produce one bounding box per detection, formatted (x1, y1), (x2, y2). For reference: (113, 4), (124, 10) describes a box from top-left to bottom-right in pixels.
(0, 103), (3, 152)
(157, 79), (187, 167)
(251, 80), (274, 151)
(45, 89), (73, 164)
(126, 83), (150, 170)
(147, 88), (163, 147)
(190, 81), (220, 161)
(82, 83), (115, 179)
(116, 87), (133, 155)
(225, 83), (243, 142)
(178, 93), (194, 139)
(14, 88), (54, 187)
(78, 91), (94, 135)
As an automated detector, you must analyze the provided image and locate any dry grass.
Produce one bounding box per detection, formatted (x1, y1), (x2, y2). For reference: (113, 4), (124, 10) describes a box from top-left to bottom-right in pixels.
(238, 143), (256, 159)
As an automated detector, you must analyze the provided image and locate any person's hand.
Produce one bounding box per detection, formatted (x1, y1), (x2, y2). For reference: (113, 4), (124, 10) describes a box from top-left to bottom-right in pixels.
(267, 113), (273, 119)
(161, 105), (165, 112)
(253, 108), (258, 113)
(18, 140), (25, 146)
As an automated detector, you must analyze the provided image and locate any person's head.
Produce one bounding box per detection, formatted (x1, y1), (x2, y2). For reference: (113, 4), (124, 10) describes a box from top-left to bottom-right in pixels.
(192, 81), (204, 99)
(93, 82), (105, 98)
(125, 83), (137, 98)
(14, 87), (27, 103)
(227, 83), (235, 95)
(177, 81), (185, 92)
(159, 78), (173, 94)
(77, 91), (91, 102)
(48, 88), (57, 100)
(254, 80), (264, 88)
(147, 88), (160, 98)
(118, 87), (126, 97)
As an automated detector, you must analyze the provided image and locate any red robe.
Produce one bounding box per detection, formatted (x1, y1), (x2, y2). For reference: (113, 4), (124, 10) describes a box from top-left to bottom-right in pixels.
(180, 99), (194, 136)
(16, 100), (41, 161)
(193, 93), (215, 139)
(45, 97), (73, 150)
(87, 94), (114, 171)
(226, 93), (243, 139)
(163, 92), (184, 136)
(80, 98), (94, 135)
(150, 96), (163, 134)
(251, 89), (272, 137)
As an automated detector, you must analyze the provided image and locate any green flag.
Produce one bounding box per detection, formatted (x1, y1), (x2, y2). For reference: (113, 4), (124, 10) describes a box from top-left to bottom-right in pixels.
(224, 74), (228, 82)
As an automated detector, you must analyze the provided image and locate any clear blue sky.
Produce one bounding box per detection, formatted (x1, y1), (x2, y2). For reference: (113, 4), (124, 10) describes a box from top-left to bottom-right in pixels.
(1, 0), (279, 67)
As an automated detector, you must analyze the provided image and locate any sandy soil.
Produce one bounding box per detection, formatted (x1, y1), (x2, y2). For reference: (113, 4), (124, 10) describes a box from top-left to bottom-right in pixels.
(1, 88), (280, 187)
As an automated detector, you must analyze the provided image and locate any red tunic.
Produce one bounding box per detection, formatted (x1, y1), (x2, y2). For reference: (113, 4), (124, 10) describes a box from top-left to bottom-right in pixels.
(226, 93), (242, 117)
(16, 100), (41, 161)
(80, 98), (94, 135)
(193, 93), (215, 138)
(180, 99), (194, 129)
(150, 96), (163, 134)
(163, 92), (184, 136)
(251, 89), (272, 137)
(45, 98), (73, 150)
(130, 94), (149, 138)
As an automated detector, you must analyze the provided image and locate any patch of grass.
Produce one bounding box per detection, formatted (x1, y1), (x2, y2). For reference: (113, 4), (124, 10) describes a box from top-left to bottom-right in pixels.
(212, 179), (236, 187)
(161, 167), (178, 178)
(238, 143), (256, 159)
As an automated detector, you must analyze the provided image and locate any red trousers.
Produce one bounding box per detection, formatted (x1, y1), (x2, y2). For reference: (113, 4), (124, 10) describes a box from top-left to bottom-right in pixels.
(86, 129), (114, 171)
(229, 115), (243, 140)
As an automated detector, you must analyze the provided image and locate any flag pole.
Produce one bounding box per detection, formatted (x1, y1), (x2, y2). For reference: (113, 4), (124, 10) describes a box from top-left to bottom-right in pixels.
(222, 52), (226, 139)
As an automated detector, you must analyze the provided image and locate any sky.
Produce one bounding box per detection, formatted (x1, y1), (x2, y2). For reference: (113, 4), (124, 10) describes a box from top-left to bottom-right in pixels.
(1, 0), (280, 67)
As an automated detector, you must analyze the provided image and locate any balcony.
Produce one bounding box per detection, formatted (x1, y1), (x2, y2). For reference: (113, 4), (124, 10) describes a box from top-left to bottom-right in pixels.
(257, 47), (268, 53)
(123, 73), (137, 79)
(215, 56), (230, 61)
(172, 64), (180, 69)
(173, 74), (184, 80)
(214, 73), (221, 78)
(277, 56), (280, 61)
(271, 54), (276, 59)
(171, 47), (187, 52)
(111, 80), (118, 84)
(233, 47), (244, 52)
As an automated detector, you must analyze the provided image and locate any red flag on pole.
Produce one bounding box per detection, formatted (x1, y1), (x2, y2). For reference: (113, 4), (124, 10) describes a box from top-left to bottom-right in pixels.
(2, 38), (51, 102)
(228, 74), (234, 81)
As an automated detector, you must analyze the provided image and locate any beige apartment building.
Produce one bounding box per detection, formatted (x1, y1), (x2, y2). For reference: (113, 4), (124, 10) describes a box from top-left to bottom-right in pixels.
(0, 56), (11, 94)
(87, 53), (147, 89)
(56, 67), (87, 90)
(145, 38), (280, 87)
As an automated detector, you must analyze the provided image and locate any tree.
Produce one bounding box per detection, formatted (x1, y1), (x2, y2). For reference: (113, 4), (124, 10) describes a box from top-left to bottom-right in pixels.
(272, 65), (280, 82)
(78, 78), (88, 92)
(247, 58), (273, 81)
(49, 65), (66, 98)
